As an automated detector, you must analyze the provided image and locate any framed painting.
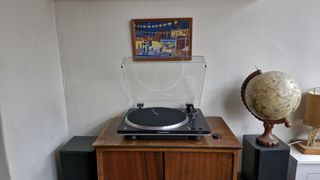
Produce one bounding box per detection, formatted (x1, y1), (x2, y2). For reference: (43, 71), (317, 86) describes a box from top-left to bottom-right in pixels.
(131, 18), (192, 61)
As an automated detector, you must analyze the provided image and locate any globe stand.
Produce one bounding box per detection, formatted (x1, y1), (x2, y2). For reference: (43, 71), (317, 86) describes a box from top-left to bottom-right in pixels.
(256, 122), (278, 146)
(256, 119), (291, 147)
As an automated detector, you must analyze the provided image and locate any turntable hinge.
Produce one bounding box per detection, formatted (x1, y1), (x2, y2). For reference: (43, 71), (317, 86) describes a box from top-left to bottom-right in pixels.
(137, 103), (144, 109)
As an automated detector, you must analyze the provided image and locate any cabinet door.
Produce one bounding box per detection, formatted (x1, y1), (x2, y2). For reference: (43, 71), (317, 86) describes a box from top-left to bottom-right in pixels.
(295, 164), (320, 180)
(165, 152), (233, 180)
(97, 151), (163, 180)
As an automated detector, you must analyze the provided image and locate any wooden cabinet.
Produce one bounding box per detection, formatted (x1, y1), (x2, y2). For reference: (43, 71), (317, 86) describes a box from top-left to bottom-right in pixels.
(98, 151), (163, 180)
(165, 152), (234, 180)
(93, 117), (241, 180)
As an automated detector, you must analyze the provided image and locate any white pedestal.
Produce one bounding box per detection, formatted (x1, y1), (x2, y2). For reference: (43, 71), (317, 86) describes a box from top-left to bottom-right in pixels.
(288, 146), (320, 180)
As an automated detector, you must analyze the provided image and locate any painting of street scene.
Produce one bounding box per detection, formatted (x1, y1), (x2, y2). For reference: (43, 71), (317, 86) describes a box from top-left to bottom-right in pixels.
(131, 18), (192, 61)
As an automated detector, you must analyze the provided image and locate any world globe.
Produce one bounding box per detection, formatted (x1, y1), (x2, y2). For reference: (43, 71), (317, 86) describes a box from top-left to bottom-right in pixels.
(245, 71), (301, 120)
(241, 70), (302, 146)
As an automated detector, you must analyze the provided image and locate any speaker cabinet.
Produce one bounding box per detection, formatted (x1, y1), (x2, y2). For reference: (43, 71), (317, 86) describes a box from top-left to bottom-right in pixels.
(241, 135), (290, 180)
(60, 136), (97, 180)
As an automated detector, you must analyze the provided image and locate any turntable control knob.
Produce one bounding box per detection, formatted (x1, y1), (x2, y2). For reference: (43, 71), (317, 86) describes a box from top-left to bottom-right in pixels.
(212, 133), (222, 139)
(187, 127), (191, 130)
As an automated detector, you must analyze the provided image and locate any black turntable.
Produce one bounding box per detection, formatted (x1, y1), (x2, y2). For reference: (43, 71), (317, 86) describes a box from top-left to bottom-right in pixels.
(117, 104), (211, 140)
(118, 56), (210, 140)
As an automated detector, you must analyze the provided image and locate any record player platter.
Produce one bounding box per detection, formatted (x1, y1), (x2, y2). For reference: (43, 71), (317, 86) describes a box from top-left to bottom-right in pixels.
(117, 105), (211, 140)
(125, 107), (188, 130)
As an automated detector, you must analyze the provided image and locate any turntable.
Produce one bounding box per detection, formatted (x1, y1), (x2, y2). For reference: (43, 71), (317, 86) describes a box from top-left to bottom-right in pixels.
(117, 56), (211, 140)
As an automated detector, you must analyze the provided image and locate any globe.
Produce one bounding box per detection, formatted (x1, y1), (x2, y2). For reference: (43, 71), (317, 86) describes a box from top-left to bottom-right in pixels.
(241, 70), (302, 146)
(244, 71), (301, 120)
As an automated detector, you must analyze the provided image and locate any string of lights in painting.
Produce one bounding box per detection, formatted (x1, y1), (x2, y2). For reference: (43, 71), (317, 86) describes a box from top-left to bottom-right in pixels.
(135, 20), (190, 37)
(136, 21), (177, 29)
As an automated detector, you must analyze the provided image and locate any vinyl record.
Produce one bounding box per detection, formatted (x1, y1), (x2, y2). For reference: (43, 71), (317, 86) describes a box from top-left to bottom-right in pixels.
(125, 107), (188, 130)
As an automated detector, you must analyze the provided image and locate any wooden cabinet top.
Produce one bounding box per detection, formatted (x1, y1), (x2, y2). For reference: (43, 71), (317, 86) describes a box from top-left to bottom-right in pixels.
(93, 116), (242, 150)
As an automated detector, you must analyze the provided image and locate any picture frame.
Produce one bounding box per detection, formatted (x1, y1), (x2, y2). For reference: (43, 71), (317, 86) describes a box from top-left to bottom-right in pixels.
(131, 18), (192, 61)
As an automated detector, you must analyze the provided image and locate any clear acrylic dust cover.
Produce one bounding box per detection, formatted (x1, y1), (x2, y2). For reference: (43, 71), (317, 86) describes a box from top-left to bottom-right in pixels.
(121, 56), (206, 108)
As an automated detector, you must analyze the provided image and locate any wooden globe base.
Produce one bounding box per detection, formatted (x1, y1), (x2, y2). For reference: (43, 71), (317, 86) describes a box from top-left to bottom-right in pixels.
(256, 120), (291, 147)
(256, 122), (279, 146)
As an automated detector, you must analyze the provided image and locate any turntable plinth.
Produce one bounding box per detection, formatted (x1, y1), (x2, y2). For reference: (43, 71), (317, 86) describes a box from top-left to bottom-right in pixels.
(93, 116), (242, 180)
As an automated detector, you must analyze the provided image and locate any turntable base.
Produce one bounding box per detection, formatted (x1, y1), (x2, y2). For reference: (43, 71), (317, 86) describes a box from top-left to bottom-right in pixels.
(117, 107), (211, 140)
(93, 116), (242, 180)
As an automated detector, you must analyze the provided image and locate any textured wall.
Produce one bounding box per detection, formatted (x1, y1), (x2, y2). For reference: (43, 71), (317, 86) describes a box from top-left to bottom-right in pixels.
(0, 0), (69, 179)
(54, 0), (319, 141)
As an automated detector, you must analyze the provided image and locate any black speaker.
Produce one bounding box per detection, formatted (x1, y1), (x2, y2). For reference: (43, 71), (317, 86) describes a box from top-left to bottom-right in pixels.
(241, 135), (290, 180)
(60, 136), (97, 180)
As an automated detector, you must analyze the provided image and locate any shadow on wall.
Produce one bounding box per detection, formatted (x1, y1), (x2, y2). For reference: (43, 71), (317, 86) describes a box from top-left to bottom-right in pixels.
(290, 92), (311, 140)
(292, 92), (307, 120)
(0, 110), (11, 180)
(86, 110), (128, 136)
(87, 118), (112, 136)
(222, 79), (248, 121)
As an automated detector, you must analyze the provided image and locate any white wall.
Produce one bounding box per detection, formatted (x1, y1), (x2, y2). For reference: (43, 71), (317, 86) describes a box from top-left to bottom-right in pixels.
(0, 0), (69, 180)
(54, 0), (320, 141)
